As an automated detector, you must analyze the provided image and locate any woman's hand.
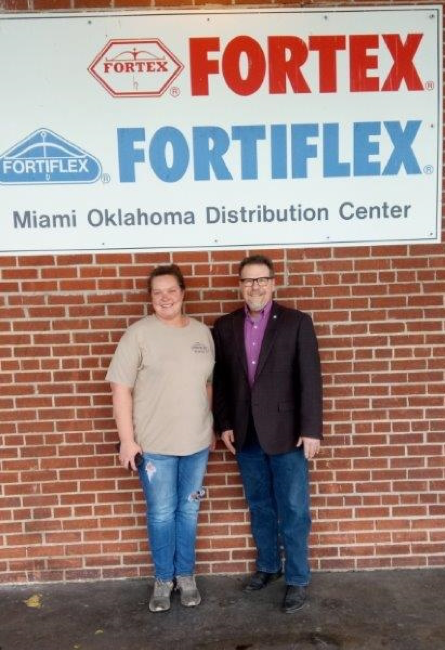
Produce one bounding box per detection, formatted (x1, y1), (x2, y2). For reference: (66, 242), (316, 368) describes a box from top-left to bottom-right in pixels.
(209, 432), (217, 452)
(119, 440), (143, 471)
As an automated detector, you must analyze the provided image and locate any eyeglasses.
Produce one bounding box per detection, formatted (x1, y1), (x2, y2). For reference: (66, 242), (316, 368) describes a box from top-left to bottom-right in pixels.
(239, 276), (273, 287)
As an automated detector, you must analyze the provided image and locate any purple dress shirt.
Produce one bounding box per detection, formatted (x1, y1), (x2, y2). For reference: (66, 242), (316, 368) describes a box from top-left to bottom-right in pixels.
(244, 301), (273, 387)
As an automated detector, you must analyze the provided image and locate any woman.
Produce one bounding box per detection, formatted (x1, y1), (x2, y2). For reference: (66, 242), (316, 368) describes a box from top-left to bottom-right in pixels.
(106, 264), (214, 613)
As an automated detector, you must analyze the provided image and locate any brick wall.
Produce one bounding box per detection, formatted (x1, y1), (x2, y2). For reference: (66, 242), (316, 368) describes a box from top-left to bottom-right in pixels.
(1, 1), (445, 584)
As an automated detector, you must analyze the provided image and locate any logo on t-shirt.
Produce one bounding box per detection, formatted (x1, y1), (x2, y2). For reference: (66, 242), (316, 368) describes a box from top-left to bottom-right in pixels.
(191, 342), (209, 354)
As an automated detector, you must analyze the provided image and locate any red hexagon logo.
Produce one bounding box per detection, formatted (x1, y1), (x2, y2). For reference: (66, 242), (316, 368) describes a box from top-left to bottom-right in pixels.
(88, 39), (184, 98)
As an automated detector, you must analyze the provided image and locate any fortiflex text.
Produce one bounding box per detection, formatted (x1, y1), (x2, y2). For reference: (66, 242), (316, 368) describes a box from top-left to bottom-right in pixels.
(117, 121), (422, 183)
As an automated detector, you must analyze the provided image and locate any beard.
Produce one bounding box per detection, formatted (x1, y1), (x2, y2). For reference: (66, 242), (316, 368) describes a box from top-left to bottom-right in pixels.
(246, 295), (268, 312)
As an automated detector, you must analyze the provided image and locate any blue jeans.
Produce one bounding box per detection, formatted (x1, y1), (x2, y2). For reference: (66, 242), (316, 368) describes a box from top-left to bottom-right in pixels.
(237, 442), (311, 586)
(138, 447), (209, 581)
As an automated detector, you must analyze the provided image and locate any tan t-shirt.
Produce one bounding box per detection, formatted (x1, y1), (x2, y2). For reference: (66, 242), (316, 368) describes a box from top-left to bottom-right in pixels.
(106, 315), (215, 455)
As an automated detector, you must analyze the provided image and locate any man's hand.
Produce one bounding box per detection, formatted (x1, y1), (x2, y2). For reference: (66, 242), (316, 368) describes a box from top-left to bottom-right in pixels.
(296, 436), (320, 460)
(209, 432), (217, 452)
(221, 429), (236, 455)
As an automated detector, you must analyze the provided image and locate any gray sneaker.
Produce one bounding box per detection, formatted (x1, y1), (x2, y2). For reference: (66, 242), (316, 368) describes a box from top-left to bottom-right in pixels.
(149, 579), (173, 613)
(176, 575), (201, 607)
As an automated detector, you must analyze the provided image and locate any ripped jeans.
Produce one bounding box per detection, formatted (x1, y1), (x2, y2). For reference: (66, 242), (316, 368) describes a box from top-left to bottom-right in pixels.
(138, 447), (209, 581)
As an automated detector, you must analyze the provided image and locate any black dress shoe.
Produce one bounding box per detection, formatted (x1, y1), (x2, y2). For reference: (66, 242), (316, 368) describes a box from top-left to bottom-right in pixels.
(244, 570), (283, 592)
(282, 585), (307, 613)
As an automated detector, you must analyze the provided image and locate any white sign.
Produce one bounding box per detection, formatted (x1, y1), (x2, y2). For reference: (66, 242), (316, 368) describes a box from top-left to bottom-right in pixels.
(0, 6), (442, 254)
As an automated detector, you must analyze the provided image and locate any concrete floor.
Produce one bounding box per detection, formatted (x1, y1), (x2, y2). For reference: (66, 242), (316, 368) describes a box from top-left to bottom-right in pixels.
(1, 569), (444, 650)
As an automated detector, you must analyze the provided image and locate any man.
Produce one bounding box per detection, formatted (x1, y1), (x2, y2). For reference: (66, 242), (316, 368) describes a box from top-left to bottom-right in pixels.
(213, 254), (322, 613)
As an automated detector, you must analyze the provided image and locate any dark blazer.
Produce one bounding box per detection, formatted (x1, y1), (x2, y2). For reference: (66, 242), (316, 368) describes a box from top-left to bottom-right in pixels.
(213, 301), (322, 455)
